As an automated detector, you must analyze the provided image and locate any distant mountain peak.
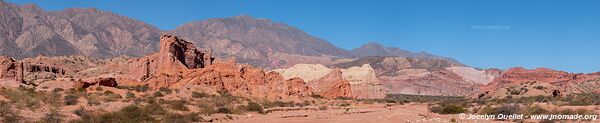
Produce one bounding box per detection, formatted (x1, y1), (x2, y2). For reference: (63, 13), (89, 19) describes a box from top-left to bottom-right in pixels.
(361, 42), (385, 48)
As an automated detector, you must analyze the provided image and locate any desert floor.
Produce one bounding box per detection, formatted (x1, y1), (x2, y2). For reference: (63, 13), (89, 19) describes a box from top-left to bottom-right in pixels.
(228, 103), (504, 123)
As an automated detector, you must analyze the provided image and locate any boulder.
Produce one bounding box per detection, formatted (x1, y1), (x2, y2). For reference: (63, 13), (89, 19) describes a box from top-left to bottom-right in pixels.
(309, 69), (353, 98)
(341, 64), (385, 99)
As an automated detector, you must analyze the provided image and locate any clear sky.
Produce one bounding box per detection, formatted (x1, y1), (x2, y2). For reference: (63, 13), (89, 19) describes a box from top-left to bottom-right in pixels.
(8, 0), (600, 73)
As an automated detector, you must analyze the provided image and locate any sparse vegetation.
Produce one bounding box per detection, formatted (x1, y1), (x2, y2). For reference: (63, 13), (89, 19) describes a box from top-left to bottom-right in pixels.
(64, 94), (79, 105)
(246, 102), (265, 114)
(165, 100), (189, 111)
(0, 86), (61, 109)
(0, 101), (21, 123)
(117, 85), (150, 92)
(217, 107), (232, 114)
(192, 91), (210, 98)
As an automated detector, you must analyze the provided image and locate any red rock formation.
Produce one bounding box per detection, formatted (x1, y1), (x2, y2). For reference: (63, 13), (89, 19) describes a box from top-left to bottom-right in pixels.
(309, 69), (353, 98)
(73, 77), (118, 89)
(159, 35), (213, 69)
(482, 67), (587, 91)
(0, 56), (23, 83)
(478, 67), (600, 98)
(120, 35), (313, 99)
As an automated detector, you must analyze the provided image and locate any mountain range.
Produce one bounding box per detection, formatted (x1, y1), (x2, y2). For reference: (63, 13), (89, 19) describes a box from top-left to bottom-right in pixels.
(0, 0), (452, 68)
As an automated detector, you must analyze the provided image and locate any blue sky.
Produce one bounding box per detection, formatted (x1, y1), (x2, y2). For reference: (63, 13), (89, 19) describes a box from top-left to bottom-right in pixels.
(8, 0), (600, 73)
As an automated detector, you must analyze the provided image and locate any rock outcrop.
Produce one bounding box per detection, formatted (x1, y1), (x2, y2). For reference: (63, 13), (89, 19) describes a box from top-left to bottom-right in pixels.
(331, 56), (478, 96)
(275, 64), (383, 99)
(310, 69), (353, 98)
(477, 67), (600, 99)
(74, 77), (118, 89)
(118, 35), (314, 99)
(340, 64), (386, 99)
(0, 56), (23, 83)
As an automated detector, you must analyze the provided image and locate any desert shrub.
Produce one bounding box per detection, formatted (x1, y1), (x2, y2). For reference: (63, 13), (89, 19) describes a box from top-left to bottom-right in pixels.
(521, 105), (549, 115)
(310, 94), (324, 99)
(102, 91), (123, 102)
(166, 100), (189, 111)
(126, 91), (136, 99)
(246, 102), (264, 114)
(430, 104), (466, 114)
(0, 86), (60, 109)
(562, 93), (600, 106)
(192, 91), (210, 98)
(142, 102), (166, 115)
(0, 101), (21, 123)
(159, 87), (172, 94)
(319, 106), (328, 110)
(41, 108), (62, 123)
(212, 94), (238, 107)
(162, 113), (205, 123)
(338, 103), (351, 107)
(534, 86), (545, 90)
(52, 88), (64, 93)
(217, 107), (232, 114)
(72, 105), (155, 123)
(264, 101), (295, 108)
(73, 107), (93, 120)
(153, 91), (164, 97)
(95, 86), (103, 91)
(64, 94), (79, 105)
(86, 96), (101, 106)
(335, 96), (353, 100)
(199, 104), (216, 115)
(117, 85), (150, 92)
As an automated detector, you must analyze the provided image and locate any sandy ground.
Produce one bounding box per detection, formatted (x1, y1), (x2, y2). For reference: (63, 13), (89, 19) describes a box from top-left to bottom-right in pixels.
(228, 103), (506, 123)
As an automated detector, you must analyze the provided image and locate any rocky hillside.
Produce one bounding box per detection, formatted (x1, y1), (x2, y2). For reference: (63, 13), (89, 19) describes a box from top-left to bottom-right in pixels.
(477, 67), (600, 99)
(171, 15), (347, 67)
(1, 1), (457, 69)
(331, 56), (495, 96)
(0, 1), (161, 59)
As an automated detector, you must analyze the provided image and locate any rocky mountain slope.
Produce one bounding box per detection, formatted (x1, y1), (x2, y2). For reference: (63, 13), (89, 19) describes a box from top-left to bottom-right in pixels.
(331, 56), (496, 96)
(171, 15), (348, 67)
(345, 42), (459, 62)
(1, 1), (455, 69)
(0, 1), (161, 59)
